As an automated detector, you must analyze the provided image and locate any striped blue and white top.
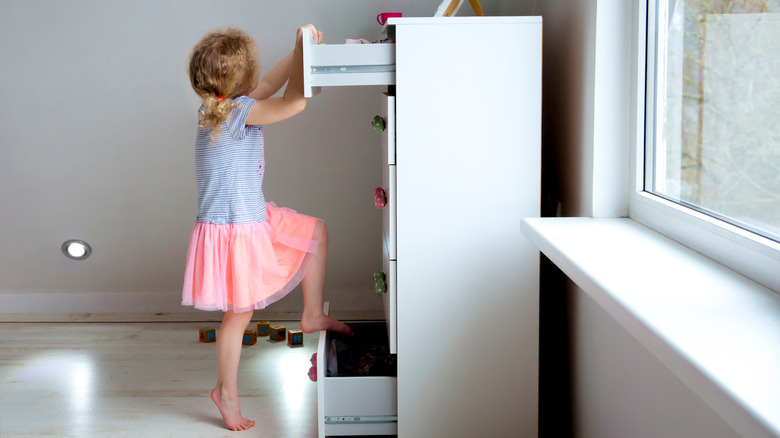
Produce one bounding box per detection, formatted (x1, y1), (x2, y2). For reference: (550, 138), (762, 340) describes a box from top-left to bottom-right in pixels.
(195, 96), (266, 225)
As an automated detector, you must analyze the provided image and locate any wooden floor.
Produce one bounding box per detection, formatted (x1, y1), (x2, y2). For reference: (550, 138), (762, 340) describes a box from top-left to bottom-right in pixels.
(0, 321), (322, 437)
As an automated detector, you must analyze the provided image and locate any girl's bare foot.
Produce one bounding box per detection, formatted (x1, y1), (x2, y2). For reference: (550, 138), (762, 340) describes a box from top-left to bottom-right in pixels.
(301, 312), (353, 336)
(211, 387), (255, 431)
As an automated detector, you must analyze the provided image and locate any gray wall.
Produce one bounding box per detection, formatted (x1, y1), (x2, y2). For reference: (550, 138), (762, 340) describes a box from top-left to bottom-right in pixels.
(0, 1), (540, 316)
(0, 0), (481, 314)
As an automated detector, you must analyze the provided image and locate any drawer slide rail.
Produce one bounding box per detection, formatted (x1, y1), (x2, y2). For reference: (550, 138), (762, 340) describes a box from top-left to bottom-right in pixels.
(325, 415), (398, 425)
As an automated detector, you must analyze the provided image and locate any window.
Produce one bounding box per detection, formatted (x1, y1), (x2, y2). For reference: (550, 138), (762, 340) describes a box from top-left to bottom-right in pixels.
(649, 0), (780, 241)
(632, 0), (780, 292)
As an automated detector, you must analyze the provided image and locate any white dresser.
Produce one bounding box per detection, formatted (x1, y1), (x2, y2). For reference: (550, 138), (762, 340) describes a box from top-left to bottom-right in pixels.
(308, 17), (542, 437)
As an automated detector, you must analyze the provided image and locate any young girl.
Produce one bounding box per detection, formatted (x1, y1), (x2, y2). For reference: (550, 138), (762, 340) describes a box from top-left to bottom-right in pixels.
(182, 25), (352, 432)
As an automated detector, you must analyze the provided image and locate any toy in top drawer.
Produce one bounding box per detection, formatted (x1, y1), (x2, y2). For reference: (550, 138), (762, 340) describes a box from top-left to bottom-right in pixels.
(302, 28), (396, 97)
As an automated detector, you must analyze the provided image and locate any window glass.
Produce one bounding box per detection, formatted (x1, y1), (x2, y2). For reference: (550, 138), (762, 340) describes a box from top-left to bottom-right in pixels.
(650, 0), (780, 241)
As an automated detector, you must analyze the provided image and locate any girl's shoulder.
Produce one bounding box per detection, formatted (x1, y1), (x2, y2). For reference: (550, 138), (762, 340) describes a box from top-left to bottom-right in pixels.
(229, 96), (257, 120)
(234, 95), (255, 103)
(233, 95), (257, 106)
(226, 96), (261, 139)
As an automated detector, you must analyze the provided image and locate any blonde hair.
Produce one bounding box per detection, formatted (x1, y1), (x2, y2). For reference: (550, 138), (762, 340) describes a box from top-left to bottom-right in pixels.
(188, 28), (259, 138)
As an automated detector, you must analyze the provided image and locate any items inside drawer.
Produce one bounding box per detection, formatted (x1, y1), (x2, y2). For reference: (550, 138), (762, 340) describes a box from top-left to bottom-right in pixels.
(326, 322), (397, 378)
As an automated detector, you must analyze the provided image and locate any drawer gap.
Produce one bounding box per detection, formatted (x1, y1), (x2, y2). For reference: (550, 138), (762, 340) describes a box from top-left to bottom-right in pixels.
(326, 322), (397, 378)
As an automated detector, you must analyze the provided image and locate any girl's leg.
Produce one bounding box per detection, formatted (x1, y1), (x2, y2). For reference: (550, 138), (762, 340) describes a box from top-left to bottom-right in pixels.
(212, 309), (256, 431)
(300, 224), (353, 335)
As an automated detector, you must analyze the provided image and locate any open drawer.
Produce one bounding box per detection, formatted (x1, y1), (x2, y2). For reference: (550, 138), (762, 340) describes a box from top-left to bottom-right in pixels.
(302, 28), (395, 98)
(317, 303), (397, 437)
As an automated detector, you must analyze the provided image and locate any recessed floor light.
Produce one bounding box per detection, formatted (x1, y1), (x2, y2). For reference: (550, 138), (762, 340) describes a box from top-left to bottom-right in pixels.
(62, 240), (91, 260)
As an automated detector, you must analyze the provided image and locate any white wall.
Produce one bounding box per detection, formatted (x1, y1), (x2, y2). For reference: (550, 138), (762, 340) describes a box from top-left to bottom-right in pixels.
(0, 0), (463, 315)
(536, 0), (741, 436)
(567, 279), (740, 438)
(537, 0), (629, 218)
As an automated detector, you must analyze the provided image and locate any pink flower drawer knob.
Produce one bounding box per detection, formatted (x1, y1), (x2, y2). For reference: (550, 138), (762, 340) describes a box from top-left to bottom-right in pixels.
(374, 187), (387, 209)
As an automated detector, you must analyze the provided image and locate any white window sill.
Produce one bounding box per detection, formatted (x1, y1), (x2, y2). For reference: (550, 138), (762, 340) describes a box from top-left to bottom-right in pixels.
(521, 218), (780, 438)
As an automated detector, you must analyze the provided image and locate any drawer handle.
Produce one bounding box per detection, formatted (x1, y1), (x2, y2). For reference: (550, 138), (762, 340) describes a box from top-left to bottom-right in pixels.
(374, 271), (387, 295)
(373, 187), (387, 209)
(372, 115), (386, 133)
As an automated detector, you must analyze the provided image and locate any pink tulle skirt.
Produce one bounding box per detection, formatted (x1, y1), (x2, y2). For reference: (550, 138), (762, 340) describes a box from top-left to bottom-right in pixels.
(182, 202), (324, 313)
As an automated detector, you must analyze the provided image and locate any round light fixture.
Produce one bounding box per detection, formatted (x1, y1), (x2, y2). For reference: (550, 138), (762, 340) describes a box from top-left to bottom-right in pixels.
(62, 240), (92, 260)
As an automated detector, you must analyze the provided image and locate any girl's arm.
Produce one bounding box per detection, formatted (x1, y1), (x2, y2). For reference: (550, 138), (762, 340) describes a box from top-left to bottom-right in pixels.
(245, 25), (322, 125)
(247, 51), (293, 101)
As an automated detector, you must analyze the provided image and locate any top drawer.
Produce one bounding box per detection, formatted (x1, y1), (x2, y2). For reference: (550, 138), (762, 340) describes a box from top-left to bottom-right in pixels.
(302, 28), (395, 97)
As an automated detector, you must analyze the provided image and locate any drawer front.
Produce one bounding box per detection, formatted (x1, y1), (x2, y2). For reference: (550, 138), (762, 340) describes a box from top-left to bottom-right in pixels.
(382, 244), (397, 354)
(302, 28), (396, 98)
(381, 94), (396, 166)
(317, 307), (397, 437)
(382, 164), (397, 260)
(379, 93), (397, 260)
(379, 92), (397, 355)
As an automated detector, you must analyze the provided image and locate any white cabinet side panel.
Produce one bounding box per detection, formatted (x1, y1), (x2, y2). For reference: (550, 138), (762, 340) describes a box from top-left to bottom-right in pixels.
(395, 19), (542, 438)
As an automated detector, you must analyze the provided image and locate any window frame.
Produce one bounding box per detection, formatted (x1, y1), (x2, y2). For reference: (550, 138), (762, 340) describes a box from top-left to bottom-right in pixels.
(629, 0), (780, 293)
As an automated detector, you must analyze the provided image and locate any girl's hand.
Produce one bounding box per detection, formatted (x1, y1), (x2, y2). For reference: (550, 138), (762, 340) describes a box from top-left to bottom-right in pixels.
(298, 24), (324, 44)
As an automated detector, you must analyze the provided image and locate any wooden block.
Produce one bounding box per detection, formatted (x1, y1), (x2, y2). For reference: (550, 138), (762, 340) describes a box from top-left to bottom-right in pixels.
(269, 325), (286, 341)
(199, 327), (216, 343)
(242, 329), (257, 345)
(257, 321), (270, 337)
(288, 329), (303, 347)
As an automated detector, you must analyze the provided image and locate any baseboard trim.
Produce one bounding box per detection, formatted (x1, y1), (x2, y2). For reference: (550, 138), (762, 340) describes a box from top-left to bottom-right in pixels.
(0, 310), (386, 323)
(0, 290), (385, 323)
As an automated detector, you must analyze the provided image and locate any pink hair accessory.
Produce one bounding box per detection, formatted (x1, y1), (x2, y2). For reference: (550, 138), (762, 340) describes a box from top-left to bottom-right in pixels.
(215, 97), (224, 102)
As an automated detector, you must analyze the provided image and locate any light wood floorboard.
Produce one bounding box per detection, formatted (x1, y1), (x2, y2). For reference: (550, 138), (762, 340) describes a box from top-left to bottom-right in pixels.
(0, 321), (324, 437)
